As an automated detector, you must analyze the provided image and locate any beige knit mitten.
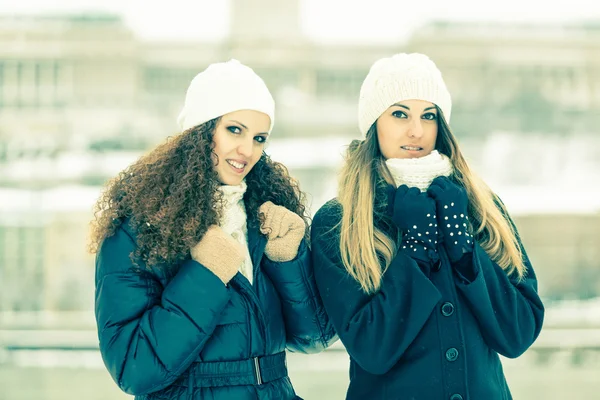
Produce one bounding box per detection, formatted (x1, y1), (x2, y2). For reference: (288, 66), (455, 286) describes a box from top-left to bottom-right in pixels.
(190, 225), (245, 284)
(259, 201), (306, 262)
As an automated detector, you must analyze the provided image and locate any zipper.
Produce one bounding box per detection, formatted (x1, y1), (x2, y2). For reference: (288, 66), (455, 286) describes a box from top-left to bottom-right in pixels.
(231, 276), (269, 354)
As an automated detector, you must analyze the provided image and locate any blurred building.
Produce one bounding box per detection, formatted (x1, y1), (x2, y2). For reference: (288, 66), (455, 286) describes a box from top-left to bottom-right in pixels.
(1, 2), (598, 157)
(408, 21), (600, 135)
(0, 186), (98, 312)
(1, 0), (600, 312)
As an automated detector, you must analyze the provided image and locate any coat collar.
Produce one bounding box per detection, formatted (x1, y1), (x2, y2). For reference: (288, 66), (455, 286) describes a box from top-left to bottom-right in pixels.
(247, 223), (267, 271)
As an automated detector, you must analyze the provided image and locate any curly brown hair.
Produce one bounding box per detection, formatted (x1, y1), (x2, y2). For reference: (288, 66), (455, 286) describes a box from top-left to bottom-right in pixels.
(88, 118), (309, 273)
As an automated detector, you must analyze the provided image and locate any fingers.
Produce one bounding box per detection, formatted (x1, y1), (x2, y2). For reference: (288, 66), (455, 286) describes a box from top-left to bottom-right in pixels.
(260, 203), (283, 238)
(427, 184), (444, 200)
(274, 209), (305, 238)
(423, 195), (437, 210)
(393, 185), (419, 209)
(428, 175), (465, 199)
(395, 184), (410, 197)
(271, 209), (289, 238)
(191, 225), (244, 262)
(259, 201), (275, 236)
(190, 226), (245, 284)
(430, 176), (452, 190)
(264, 226), (304, 262)
(407, 187), (421, 197)
(258, 201), (275, 216)
(259, 201), (304, 239)
(395, 185), (423, 199)
(285, 211), (305, 231)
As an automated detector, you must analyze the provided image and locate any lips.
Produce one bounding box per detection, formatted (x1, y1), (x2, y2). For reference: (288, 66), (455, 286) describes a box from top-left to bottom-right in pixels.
(227, 159), (246, 169)
(226, 159), (249, 174)
(401, 145), (423, 151)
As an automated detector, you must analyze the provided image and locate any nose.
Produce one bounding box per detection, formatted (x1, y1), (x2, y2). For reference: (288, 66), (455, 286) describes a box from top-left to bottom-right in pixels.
(237, 138), (254, 158)
(408, 119), (424, 138)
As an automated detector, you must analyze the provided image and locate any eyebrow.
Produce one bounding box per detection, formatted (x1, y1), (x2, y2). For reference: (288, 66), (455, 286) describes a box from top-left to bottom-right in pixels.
(392, 103), (437, 112)
(229, 120), (248, 130)
(228, 120), (269, 135)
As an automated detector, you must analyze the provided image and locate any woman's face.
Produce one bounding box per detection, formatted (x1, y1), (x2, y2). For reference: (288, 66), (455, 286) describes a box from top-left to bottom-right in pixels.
(375, 99), (438, 160)
(212, 110), (271, 185)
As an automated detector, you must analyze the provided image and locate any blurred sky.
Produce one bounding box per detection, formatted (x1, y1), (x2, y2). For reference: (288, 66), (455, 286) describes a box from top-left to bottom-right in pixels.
(0, 0), (600, 43)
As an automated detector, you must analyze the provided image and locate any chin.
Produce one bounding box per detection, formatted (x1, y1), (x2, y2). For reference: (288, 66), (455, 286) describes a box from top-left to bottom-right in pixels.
(218, 175), (244, 186)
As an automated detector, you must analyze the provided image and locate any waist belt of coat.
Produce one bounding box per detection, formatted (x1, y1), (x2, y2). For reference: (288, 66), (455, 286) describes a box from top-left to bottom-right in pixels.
(179, 351), (288, 387)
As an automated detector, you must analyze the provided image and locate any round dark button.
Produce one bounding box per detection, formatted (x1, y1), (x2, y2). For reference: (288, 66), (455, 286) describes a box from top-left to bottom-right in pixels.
(445, 347), (459, 362)
(450, 394), (463, 400)
(432, 259), (442, 272)
(441, 302), (455, 317)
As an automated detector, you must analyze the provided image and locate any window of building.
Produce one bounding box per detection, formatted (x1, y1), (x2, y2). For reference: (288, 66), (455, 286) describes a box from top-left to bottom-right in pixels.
(315, 69), (366, 99)
(0, 224), (45, 311)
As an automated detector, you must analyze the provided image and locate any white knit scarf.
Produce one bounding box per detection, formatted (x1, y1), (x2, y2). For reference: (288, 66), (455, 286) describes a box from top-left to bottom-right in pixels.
(385, 150), (453, 192)
(217, 181), (254, 284)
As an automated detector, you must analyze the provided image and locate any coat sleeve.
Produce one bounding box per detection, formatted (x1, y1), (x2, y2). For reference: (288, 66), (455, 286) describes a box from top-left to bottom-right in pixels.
(95, 226), (232, 396)
(310, 202), (442, 375)
(261, 239), (338, 354)
(452, 203), (545, 358)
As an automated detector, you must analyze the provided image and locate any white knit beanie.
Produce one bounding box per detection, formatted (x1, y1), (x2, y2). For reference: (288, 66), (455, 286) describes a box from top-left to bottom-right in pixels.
(177, 59), (275, 133)
(358, 53), (451, 137)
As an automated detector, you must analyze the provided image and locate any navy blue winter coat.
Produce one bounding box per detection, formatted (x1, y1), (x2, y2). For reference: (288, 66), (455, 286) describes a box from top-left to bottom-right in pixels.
(95, 219), (336, 399)
(311, 198), (544, 400)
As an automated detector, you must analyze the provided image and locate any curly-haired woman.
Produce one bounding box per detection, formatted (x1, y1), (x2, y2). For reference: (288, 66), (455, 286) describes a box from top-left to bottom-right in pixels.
(89, 59), (336, 400)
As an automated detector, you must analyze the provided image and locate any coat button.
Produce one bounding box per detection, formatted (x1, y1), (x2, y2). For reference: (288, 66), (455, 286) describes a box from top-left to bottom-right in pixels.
(441, 302), (455, 317)
(432, 259), (442, 272)
(450, 394), (463, 400)
(445, 347), (459, 362)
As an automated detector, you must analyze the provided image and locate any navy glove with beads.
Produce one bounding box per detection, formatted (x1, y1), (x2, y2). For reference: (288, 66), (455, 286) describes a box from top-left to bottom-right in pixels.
(427, 176), (474, 264)
(387, 184), (440, 269)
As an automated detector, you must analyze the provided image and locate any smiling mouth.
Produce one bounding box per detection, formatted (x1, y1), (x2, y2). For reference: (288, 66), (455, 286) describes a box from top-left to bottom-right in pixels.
(401, 145), (423, 151)
(227, 159), (247, 171)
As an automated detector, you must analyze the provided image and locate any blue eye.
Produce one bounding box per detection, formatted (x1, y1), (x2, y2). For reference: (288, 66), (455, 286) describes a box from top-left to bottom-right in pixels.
(392, 111), (407, 119)
(227, 126), (241, 134)
(423, 113), (437, 121)
(254, 136), (267, 144)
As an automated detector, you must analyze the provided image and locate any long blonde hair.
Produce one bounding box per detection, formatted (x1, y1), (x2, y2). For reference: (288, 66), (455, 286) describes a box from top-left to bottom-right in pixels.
(337, 109), (526, 294)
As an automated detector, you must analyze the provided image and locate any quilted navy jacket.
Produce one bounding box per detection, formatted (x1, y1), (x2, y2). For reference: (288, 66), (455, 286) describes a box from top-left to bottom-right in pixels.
(95, 219), (337, 400)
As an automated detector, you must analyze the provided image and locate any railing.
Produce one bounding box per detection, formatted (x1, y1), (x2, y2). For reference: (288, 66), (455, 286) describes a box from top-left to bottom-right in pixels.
(2, 306), (600, 366)
(2, 327), (600, 350)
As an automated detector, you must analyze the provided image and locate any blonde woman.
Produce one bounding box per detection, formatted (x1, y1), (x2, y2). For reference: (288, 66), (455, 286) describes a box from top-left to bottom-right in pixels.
(311, 53), (544, 400)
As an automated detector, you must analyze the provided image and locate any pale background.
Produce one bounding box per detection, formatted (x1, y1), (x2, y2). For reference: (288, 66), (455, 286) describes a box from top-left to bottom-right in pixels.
(1, 1), (600, 399)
